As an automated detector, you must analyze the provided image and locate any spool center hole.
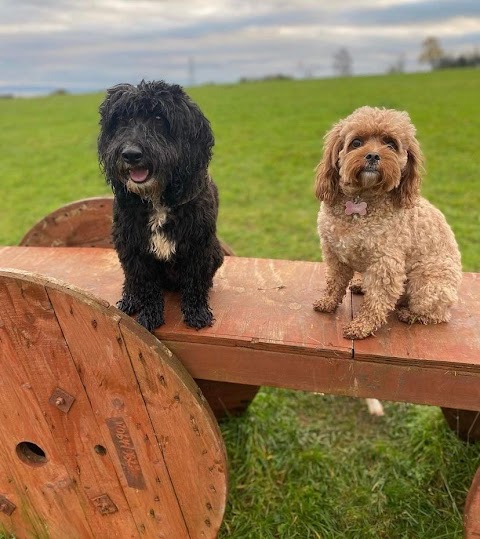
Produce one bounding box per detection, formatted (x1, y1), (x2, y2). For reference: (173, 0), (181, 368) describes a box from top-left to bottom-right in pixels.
(16, 442), (47, 467)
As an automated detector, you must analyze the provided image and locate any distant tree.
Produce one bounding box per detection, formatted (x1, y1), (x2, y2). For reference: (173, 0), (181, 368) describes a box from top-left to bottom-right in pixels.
(436, 47), (480, 69)
(418, 37), (444, 69)
(50, 88), (69, 96)
(387, 53), (406, 74)
(333, 47), (353, 77)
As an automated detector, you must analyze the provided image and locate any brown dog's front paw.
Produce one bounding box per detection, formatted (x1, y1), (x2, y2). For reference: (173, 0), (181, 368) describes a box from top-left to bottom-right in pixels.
(313, 296), (338, 313)
(343, 319), (375, 340)
(396, 307), (434, 325)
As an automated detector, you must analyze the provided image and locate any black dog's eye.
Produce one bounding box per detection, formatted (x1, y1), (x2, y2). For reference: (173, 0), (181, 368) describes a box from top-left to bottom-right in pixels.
(350, 138), (363, 149)
(383, 138), (398, 151)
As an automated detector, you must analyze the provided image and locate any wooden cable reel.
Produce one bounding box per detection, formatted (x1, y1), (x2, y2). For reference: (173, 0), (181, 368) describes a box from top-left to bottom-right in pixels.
(0, 270), (227, 538)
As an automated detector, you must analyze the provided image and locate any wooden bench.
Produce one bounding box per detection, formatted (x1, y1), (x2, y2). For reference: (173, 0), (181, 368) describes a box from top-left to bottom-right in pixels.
(1, 198), (479, 537)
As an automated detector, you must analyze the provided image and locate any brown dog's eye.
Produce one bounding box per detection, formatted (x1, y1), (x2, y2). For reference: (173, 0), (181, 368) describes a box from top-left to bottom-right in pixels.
(383, 138), (397, 151)
(350, 138), (363, 149)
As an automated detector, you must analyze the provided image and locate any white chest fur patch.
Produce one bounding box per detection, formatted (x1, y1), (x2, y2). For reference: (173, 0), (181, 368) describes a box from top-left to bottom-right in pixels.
(148, 206), (176, 261)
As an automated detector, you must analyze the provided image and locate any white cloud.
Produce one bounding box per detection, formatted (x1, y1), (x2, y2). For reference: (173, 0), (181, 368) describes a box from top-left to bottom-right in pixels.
(0, 0), (479, 93)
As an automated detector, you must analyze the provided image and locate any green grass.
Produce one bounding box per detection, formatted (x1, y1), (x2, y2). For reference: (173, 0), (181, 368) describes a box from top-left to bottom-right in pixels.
(220, 391), (479, 539)
(1, 69), (479, 538)
(1, 68), (478, 269)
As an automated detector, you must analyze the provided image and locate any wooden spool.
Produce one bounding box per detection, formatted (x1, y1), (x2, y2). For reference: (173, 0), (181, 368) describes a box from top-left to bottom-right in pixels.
(465, 467), (480, 538)
(20, 197), (260, 419)
(0, 270), (227, 538)
(20, 197), (115, 249)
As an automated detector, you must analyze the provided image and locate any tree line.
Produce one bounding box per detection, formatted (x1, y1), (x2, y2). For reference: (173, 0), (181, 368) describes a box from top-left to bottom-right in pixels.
(419, 37), (480, 70)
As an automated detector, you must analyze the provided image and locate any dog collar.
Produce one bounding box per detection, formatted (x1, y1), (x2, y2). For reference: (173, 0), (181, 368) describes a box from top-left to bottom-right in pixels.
(345, 198), (367, 216)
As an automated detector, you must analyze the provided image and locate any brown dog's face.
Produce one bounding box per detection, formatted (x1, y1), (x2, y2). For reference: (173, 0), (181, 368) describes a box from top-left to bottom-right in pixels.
(339, 127), (408, 198)
(315, 107), (423, 207)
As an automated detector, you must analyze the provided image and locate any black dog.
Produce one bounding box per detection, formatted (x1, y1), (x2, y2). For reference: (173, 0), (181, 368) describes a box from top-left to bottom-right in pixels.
(98, 80), (224, 331)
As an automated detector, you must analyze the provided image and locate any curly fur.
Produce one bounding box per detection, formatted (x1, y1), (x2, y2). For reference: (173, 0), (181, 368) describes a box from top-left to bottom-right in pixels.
(313, 106), (462, 340)
(98, 80), (224, 331)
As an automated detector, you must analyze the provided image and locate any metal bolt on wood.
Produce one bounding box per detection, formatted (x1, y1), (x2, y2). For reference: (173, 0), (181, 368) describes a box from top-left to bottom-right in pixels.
(49, 387), (75, 413)
(0, 495), (16, 516)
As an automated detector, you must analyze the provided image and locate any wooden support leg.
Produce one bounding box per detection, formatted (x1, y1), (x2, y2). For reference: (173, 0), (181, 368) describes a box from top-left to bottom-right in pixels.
(196, 380), (260, 419)
(465, 466), (480, 538)
(441, 408), (480, 538)
(441, 408), (480, 443)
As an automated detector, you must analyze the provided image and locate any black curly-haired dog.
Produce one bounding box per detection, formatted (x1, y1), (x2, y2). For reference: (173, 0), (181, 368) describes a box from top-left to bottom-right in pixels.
(98, 80), (224, 331)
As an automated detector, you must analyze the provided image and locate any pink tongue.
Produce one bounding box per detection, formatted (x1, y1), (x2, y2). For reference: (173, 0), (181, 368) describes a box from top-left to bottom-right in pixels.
(129, 168), (149, 183)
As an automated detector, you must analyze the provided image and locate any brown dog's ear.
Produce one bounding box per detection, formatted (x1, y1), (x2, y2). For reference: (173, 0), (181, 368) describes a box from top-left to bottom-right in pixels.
(391, 136), (424, 208)
(314, 121), (344, 203)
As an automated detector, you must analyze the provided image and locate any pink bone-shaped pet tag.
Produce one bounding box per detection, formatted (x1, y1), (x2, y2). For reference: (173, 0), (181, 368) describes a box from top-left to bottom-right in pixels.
(345, 200), (367, 216)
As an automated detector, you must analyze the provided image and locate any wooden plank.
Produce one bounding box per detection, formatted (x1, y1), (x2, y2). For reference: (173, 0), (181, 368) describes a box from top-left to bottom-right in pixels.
(352, 274), (480, 369)
(0, 275), (95, 538)
(118, 321), (228, 538)
(159, 256), (351, 353)
(0, 272), (140, 538)
(0, 247), (479, 389)
(0, 247), (352, 353)
(163, 341), (480, 411)
(47, 286), (191, 539)
(0, 450), (36, 539)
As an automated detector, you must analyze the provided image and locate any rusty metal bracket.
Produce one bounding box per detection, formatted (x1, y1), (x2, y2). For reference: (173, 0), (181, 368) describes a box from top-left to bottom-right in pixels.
(0, 495), (16, 516)
(49, 387), (75, 414)
(91, 494), (118, 515)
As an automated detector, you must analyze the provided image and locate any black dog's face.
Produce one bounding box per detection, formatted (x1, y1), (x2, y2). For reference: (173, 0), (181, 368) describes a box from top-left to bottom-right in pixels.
(98, 80), (214, 204)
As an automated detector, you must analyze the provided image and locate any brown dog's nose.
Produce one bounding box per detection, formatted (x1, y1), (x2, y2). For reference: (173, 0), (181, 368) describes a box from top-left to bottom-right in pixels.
(365, 152), (381, 162)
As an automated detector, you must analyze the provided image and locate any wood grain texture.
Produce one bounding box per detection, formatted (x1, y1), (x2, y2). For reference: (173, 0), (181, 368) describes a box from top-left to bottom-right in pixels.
(0, 273), (113, 538)
(352, 276), (480, 369)
(19, 197), (114, 248)
(0, 247), (479, 409)
(0, 269), (227, 539)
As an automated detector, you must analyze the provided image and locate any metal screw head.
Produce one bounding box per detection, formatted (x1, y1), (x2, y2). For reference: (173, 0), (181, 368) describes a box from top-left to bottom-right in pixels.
(0, 496), (16, 516)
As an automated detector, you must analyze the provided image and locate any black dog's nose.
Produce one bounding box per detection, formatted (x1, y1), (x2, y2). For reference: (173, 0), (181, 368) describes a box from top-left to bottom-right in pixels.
(122, 145), (143, 164)
(365, 152), (381, 162)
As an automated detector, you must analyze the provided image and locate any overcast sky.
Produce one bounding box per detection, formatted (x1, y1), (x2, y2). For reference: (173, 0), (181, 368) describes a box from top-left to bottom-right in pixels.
(1, 0), (479, 95)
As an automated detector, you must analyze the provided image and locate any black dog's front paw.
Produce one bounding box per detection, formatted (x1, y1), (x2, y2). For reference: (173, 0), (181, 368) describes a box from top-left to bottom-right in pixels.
(183, 305), (214, 330)
(117, 294), (141, 315)
(137, 307), (165, 332)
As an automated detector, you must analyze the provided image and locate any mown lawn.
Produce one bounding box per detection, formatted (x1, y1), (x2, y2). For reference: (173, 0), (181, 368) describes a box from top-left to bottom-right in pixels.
(0, 68), (479, 538)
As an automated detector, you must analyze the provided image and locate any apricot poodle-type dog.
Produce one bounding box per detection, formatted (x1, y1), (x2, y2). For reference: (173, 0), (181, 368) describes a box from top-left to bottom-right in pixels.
(313, 106), (462, 340)
(98, 80), (224, 331)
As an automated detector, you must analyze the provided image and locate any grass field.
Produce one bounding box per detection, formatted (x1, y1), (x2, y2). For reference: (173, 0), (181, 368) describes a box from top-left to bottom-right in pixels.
(0, 68), (479, 538)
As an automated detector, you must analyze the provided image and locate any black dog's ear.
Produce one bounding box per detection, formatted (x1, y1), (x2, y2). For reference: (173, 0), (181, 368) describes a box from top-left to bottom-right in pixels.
(161, 87), (215, 206)
(99, 84), (132, 124)
(98, 84), (133, 158)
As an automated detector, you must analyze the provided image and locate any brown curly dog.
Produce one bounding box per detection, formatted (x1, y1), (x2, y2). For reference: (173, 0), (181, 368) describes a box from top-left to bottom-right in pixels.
(313, 106), (462, 340)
